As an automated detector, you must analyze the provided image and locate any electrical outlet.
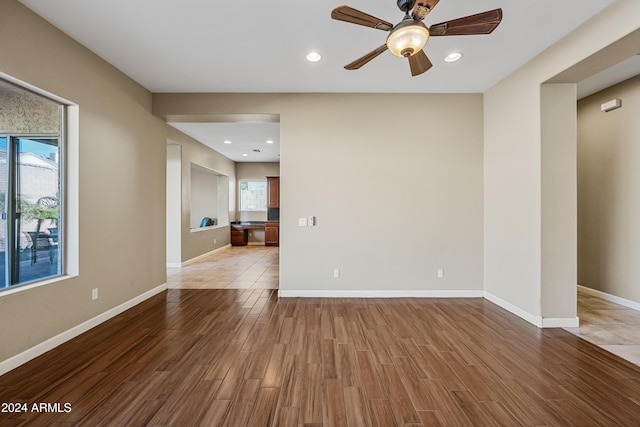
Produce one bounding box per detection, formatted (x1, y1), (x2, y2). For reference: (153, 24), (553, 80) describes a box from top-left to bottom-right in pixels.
(92, 288), (99, 300)
(333, 269), (340, 278)
(437, 269), (444, 279)
(214, 238), (217, 244)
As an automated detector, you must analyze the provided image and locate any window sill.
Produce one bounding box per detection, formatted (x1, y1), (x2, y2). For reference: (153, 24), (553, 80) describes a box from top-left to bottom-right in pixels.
(0, 273), (78, 298)
(189, 224), (229, 233)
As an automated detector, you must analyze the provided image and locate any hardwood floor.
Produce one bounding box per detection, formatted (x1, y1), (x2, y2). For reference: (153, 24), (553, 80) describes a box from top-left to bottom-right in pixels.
(2, 248), (640, 426)
(171, 246), (640, 368)
(2, 287), (640, 425)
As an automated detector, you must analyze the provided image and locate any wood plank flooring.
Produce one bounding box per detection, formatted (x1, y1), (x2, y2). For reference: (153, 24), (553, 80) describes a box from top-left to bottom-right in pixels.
(171, 245), (640, 369)
(2, 289), (640, 426)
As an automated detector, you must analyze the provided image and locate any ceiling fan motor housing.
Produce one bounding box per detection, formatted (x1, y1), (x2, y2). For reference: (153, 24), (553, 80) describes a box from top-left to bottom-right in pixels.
(397, 0), (416, 13)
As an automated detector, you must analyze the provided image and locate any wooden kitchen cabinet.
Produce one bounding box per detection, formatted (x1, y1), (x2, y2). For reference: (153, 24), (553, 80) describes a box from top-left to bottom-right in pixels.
(267, 176), (279, 208)
(265, 222), (279, 246)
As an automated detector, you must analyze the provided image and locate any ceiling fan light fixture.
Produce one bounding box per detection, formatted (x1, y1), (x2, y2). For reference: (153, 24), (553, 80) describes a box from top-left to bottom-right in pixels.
(386, 21), (430, 57)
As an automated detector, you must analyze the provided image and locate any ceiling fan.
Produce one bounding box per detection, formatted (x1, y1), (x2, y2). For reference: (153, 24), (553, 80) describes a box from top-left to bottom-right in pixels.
(331, 0), (503, 76)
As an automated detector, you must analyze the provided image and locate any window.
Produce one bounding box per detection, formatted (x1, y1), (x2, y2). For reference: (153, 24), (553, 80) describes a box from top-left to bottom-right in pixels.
(239, 180), (267, 212)
(0, 78), (64, 290)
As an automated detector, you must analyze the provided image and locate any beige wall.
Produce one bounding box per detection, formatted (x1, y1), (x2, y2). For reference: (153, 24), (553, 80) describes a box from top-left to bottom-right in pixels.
(236, 162), (280, 181)
(484, 0), (640, 325)
(154, 93), (283, 120)
(0, 0), (167, 365)
(167, 126), (236, 262)
(578, 75), (640, 304)
(280, 93), (484, 294)
(156, 93), (484, 295)
(166, 145), (182, 264)
(190, 164), (219, 229)
(541, 84), (578, 319)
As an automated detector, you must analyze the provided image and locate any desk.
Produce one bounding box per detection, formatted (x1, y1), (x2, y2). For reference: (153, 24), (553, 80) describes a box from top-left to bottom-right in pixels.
(230, 222), (265, 246)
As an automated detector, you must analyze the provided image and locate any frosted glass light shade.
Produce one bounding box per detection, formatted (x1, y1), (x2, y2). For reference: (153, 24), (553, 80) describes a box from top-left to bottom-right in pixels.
(386, 22), (430, 57)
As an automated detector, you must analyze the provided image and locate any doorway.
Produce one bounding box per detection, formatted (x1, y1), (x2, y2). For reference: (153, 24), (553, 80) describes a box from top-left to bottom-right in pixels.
(539, 28), (640, 328)
(164, 117), (280, 285)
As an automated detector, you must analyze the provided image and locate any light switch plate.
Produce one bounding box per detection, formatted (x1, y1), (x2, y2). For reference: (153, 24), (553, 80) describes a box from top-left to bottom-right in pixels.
(298, 218), (308, 227)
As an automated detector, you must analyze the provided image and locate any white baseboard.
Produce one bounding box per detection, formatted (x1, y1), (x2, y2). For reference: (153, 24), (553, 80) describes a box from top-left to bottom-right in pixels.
(280, 289), (580, 327)
(578, 285), (640, 311)
(0, 283), (168, 376)
(542, 317), (580, 328)
(278, 289), (484, 298)
(483, 291), (579, 328)
(168, 244), (231, 268)
(484, 291), (543, 327)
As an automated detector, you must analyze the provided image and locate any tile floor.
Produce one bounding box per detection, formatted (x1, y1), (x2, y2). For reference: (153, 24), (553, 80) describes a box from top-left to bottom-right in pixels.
(168, 248), (640, 366)
(565, 288), (640, 366)
(167, 245), (279, 290)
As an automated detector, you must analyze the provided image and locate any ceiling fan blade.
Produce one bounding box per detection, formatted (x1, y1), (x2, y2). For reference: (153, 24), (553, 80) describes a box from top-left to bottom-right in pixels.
(429, 8), (503, 36)
(408, 50), (433, 76)
(345, 45), (389, 70)
(411, 0), (440, 20)
(331, 5), (394, 31)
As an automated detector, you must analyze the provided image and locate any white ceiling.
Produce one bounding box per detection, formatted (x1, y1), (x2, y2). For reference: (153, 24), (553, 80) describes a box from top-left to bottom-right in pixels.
(19, 0), (640, 161)
(577, 53), (640, 99)
(20, 0), (619, 93)
(169, 122), (280, 162)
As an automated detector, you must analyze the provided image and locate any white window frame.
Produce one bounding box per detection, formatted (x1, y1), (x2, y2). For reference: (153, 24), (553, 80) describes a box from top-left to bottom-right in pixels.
(0, 73), (78, 296)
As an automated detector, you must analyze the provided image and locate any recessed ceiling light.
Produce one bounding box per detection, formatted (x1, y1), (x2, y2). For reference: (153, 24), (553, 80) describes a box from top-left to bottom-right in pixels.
(242, 153), (248, 157)
(223, 140), (232, 144)
(306, 52), (322, 62)
(445, 52), (462, 63)
(265, 140), (274, 144)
